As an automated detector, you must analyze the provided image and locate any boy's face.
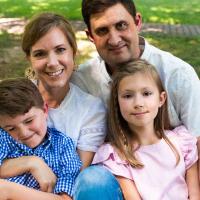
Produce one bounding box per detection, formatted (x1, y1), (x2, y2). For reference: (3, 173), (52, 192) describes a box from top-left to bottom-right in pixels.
(0, 106), (48, 148)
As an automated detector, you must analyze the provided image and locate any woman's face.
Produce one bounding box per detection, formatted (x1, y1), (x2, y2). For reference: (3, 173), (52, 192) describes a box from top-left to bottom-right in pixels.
(29, 27), (74, 91)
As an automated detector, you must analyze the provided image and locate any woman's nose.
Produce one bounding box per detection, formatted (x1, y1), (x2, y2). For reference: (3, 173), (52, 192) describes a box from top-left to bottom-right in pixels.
(47, 53), (59, 67)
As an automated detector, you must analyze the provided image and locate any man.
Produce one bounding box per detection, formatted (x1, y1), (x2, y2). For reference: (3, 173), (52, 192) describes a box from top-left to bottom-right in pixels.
(71, 0), (200, 199)
(72, 0), (200, 136)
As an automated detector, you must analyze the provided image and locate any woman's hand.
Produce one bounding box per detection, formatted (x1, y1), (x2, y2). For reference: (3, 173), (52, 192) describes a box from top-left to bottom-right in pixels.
(0, 156), (57, 192)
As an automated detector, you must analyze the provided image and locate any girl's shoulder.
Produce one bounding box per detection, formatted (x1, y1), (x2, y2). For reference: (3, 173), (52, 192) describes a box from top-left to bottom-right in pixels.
(165, 125), (197, 146)
(165, 125), (198, 169)
(92, 143), (127, 165)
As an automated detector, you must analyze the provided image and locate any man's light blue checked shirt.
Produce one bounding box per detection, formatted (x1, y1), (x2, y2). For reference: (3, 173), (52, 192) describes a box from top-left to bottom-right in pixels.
(0, 127), (82, 197)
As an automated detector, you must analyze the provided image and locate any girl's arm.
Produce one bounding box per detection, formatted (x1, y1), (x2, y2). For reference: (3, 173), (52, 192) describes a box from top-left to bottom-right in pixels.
(116, 176), (141, 200)
(0, 156), (57, 192)
(0, 179), (71, 200)
(186, 162), (200, 200)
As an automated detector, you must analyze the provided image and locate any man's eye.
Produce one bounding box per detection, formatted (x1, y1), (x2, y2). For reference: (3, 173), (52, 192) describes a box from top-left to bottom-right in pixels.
(95, 27), (108, 36)
(116, 22), (128, 31)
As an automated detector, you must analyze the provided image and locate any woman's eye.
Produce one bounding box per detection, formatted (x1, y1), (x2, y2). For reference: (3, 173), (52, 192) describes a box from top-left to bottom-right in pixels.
(32, 51), (45, 58)
(57, 47), (66, 53)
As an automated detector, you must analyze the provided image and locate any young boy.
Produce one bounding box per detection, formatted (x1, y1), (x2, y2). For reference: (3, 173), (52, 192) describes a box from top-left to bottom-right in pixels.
(0, 78), (82, 200)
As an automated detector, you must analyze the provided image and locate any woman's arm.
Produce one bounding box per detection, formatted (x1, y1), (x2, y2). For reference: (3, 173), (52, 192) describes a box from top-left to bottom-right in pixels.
(186, 162), (200, 200)
(77, 149), (94, 169)
(0, 179), (71, 200)
(116, 176), (141, 200)
(0, 156), (57, 192)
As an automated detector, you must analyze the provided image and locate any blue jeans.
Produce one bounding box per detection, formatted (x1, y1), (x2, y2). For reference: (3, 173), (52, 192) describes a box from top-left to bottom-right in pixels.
(73, 165), (123, 200)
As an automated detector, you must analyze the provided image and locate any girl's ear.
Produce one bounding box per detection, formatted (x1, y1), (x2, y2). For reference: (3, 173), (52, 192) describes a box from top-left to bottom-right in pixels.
(85, 29), (94, 43)
(159, 91), (167, 107)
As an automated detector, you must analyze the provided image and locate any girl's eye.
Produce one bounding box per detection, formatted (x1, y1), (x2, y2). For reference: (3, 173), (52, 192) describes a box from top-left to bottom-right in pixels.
(122, 94), (132, 99)
(143, 91), (152, 96)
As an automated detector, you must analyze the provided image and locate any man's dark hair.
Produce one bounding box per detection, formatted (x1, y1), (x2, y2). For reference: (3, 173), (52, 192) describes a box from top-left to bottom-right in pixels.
(0, 78), (44, 117)
(82, 0), (137, 31)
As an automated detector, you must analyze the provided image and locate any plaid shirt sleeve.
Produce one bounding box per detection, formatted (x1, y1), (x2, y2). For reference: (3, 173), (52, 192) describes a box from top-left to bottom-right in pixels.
(54, 135), (82, 197)
(0, 128), (10, 165)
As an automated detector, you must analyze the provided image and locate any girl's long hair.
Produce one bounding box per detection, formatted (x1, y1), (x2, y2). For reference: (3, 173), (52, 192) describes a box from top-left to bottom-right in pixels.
(108, 59), (180, 168)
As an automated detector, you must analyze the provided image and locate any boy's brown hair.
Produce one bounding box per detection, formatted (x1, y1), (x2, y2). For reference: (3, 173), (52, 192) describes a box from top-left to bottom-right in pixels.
(0, 78), (44, 117)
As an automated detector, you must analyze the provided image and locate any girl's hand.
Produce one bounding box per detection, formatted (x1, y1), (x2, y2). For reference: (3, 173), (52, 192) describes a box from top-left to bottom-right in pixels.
(0, 156), (57, 193)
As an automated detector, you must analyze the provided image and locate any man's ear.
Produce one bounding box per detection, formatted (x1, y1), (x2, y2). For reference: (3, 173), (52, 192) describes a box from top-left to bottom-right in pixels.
(85, 29), (94, 43)
(135, 12), (142, 32)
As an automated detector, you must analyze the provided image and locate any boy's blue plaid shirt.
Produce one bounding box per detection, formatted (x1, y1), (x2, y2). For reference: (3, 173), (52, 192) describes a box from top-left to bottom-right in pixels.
(0, 127), (82, 197)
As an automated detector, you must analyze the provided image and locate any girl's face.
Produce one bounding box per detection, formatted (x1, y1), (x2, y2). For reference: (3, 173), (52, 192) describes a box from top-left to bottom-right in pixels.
(29, 27), (74, 90)
(118, 72), (166, 132)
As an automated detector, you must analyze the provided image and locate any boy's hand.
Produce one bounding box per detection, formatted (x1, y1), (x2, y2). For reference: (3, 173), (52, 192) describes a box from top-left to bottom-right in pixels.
(0, 179), (10, 200)
(0, 156), (57, 193)
(29, 156), (57, 192)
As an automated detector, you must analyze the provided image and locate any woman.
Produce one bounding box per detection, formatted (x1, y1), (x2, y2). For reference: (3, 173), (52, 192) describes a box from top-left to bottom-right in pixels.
(0, 13), (106, 194)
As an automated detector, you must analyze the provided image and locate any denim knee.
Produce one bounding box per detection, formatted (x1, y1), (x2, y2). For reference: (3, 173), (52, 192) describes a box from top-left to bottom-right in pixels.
(73, 165), (123, 200)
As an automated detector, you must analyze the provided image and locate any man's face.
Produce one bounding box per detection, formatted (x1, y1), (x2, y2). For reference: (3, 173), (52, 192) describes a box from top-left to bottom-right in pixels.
(88, 3), (142, 71)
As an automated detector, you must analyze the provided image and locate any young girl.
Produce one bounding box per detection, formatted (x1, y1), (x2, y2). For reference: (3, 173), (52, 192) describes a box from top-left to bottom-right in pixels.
(93, 59), (200, 199)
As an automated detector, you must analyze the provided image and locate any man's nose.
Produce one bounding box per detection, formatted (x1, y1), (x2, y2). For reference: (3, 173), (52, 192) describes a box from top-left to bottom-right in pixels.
(107, 29), (122, 46)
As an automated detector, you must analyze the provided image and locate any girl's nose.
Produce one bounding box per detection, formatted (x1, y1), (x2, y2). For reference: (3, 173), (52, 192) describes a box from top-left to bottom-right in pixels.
(134, 95), (144, 109)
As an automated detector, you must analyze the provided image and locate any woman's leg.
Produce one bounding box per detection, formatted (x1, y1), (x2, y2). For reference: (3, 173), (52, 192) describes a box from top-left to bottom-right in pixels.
(73, 165), (123, 200)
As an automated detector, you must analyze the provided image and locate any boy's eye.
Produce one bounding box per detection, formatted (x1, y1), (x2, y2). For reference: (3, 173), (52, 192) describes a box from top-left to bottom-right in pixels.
(116, 21), (128, 31)
(24, 119), (33, 124)
(6, 127), (15, 132)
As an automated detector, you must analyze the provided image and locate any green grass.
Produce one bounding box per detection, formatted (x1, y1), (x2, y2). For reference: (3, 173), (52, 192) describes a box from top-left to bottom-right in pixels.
(0, 0), (82, 20)
(135, 0), (200, 25)
(0, 0), (200, 24)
